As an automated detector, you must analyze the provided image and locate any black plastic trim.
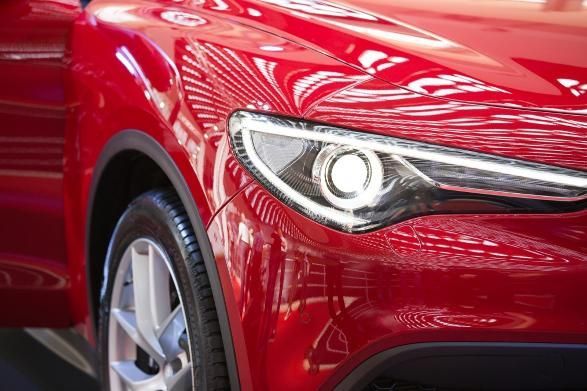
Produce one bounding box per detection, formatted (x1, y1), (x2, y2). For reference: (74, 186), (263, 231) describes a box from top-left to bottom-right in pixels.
(335, 342), (587, 390)
(86, 130), (240, 390)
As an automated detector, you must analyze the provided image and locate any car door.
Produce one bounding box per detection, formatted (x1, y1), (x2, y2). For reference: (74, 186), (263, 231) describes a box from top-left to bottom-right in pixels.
(0, 0), (80, 326)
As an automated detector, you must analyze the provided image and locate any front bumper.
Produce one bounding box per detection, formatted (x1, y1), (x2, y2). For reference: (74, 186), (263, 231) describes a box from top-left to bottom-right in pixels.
(339, 342), (587, 390)
(207, 183), (587, 390)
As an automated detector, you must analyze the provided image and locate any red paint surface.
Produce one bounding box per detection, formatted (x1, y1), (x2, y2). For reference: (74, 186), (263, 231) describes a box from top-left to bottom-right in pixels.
(208, 184), (587, 390)
(0, 0), (79, 326)
(0, 0), (585, 388)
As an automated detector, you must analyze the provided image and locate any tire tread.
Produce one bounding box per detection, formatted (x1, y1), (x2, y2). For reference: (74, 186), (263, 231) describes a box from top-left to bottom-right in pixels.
(100, 188), (230, 391)
(153, 190), (230, 390)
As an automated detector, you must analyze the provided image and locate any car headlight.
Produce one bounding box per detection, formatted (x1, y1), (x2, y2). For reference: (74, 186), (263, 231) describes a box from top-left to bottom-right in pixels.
(229, 111), (587, 232)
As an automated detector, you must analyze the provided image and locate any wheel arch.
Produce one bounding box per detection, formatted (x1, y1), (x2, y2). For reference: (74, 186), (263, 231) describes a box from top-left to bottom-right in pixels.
(86, 129), (240, 390)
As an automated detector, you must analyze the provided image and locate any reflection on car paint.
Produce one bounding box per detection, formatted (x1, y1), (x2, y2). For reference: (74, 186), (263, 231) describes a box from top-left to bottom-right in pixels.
(208, 182), (587, 389)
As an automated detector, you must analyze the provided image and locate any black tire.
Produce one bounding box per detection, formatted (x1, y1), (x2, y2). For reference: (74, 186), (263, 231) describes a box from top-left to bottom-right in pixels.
(99, 189), (230, 390)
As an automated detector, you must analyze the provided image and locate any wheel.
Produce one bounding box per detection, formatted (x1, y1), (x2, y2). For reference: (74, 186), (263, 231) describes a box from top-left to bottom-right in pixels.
(99, 189), (230, 390)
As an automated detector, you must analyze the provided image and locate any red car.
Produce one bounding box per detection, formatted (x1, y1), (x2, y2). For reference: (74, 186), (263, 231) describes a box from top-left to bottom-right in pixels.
(1, 0), (586, 389)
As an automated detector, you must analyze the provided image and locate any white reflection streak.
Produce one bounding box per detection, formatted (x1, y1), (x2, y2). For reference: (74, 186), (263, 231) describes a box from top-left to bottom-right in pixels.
(94, 4), (141, 23)
(323, 19), (454, 50)
(238, 114), (587, 189)
(262, 0), (377, 20)
(291, 71), (368, 107)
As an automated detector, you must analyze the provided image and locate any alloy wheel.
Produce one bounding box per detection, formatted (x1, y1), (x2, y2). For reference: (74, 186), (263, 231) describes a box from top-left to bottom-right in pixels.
(108, 238), (193, 390)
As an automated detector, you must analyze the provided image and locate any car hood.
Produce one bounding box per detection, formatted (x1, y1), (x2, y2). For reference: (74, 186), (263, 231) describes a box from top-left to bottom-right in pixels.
(238, 0), (587, 115)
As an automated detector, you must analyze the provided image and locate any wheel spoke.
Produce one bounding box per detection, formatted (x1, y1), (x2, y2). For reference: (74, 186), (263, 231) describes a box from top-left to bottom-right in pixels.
(166, 364), (192, 391)
(131, 245), (170, 362)
(111, 360), (163, 391)
(158, 305), (186, 360)
(147, 243), (173, 329)
(112, 309), (165, 364)
(109, 238), (193, 391)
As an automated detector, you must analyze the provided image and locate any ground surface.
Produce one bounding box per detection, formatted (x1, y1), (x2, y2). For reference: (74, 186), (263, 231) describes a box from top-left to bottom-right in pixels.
(0, 329), (100, 391)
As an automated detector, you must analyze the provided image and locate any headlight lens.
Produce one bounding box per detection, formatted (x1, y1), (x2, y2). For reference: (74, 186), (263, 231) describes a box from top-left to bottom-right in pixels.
(314, 145), (384, 210)
(229, 111), (587, 232)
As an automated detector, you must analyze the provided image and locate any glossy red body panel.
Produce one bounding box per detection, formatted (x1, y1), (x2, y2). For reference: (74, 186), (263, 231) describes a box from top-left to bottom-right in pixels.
(208, 183), (587, 390)
(194, 0), (587, 114)
(0, 0), (80, 326)
(0, 0), (586, 389)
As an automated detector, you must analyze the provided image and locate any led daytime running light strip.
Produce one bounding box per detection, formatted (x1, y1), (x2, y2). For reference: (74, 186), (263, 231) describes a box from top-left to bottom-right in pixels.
(237, 115), (587, 193)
